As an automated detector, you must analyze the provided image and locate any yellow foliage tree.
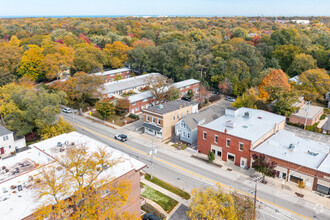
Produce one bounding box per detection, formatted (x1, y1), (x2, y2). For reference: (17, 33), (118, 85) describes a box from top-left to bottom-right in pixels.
(8, 35), (21, 47)
(103, 41), (131, 68)
(39, 116), (75, 140)
(259, 69), (291, 99)
(33, 145), (134, 219)
(17, 45), (44, 80)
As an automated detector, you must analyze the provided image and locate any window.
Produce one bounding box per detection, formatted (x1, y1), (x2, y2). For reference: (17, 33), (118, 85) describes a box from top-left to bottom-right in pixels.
(173, 116), (175, 121)
(3, 136), (8, 141)
(147, 116), (150, 121)
(187, 133), (190, 139)
(177, 114), (179, 119)
(157, 119), (161, 125)
(226, 139), (230, 147)
(239, 143), (243, 152)
(132, 102), (136, 106)
(183, 132), (185, 137)
(181, 122), (185, 128)
(152, 117), (156, 123)
(135, 107), (139, 111)
(203, 132), (207, 140)
(187, 110), (189, 114)
(214, 135), (218, 144)
(8, 145), (11, 149)
(181, 112), (183, 117)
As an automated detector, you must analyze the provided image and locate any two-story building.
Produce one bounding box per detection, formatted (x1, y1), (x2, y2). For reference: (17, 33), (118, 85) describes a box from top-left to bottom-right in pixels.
(0, 125), (26, 158)
(197, 107), (286, 168)
(288, 103), (324, 126)
(251, 130), (330, 194)
(128, 79), (200, 114)
(94, 67), (132, 83)
(143, 100), (198, 140)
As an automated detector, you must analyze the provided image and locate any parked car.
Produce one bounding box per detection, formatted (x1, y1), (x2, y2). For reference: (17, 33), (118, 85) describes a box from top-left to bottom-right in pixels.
(181, 96), (191, 101)
(226, 97), (235, 102)
(114, 134), (127, 142)
(142, 213), (161, 220)
(62, 108), (72, 113)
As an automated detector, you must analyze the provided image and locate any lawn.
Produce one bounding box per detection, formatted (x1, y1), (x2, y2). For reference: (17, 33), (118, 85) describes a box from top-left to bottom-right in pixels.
(172, 142), (188, 150)
(141, 183), (178, 213)
(92, 112), (137, 126)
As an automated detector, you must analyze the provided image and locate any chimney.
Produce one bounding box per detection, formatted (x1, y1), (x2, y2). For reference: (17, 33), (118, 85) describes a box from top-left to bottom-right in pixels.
(224, 128), (227, 134)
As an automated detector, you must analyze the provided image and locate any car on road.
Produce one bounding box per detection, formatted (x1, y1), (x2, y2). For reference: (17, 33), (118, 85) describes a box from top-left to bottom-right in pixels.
(62, 108), (72, 113)
(181, 96), (191, 101)
(114, 134), (127, 142)
(142, 213), (161, 220)
(226, 97), (235, 102)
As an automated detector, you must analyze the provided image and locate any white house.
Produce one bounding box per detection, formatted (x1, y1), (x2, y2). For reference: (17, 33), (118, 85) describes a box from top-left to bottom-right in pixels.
(0, 125), (26, 158)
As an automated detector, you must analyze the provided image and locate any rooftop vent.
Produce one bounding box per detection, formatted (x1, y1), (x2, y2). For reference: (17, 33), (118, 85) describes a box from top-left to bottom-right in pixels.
(243, 112), (250, 118)
(225, 120), (234, 128)
(157, 104), (163, 109)
(258, 116), (262, 119)
(307, 151), (318, 156)
(288, 144), (295, 151)
(242, 125), (248, 128)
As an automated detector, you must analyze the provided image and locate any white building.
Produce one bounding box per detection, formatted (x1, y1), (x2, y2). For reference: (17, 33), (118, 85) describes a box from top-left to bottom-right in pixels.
(0, 125), (26, 158)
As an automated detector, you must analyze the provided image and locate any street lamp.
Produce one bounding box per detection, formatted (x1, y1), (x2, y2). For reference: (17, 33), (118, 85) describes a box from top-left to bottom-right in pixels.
(149, 138), (157, 179)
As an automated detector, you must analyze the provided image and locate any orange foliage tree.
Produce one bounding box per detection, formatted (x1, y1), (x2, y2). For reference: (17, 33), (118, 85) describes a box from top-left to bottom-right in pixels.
(259, 69), (291, 99)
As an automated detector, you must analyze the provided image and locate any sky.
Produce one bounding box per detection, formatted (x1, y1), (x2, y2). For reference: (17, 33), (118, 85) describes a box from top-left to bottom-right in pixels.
(1, 0), (329, 17)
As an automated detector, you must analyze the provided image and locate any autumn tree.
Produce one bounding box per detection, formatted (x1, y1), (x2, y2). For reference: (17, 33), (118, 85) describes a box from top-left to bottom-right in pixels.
(233, 88), (260, 109)
(103, 41), (131, 68)
(115, 98), (130, 114)
(252, 154), (277, 183)
(0, 44), (23, 85)
(17, 45), (45, 80)
(187, 184), (254, 220)
(95, 99), (115, 120)
(259, 69), (291, 99)
(145, 74), (172, 102)
(8, 35), (20, 47)
(39, 116), (75, 140)
(298, 69), (330, 101)
(287, 53), (317, 77)
(33, 145), (134, 220)
(273, 44), (302, 72)
(74, 43), (106, 73)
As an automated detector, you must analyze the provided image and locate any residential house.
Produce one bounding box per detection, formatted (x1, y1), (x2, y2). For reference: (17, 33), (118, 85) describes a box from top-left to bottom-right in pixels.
(143, 100), (198, 140)
(102, 73), (162, 98)
(175, 108), (221, 145)
(251, 130), (330, 194)
(197, 107), (286, 168)
(321, 116), (330, 134)
(128, 79), (200, 114)
(289, 103), (323, 126)
(94, 67), (132, 82)
(0, 132), (146, 220)
(0, 125), (26, 158)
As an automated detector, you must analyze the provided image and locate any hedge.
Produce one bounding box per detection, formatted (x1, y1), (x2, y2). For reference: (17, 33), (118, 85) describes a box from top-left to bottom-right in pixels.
(145, 174), (191, 200)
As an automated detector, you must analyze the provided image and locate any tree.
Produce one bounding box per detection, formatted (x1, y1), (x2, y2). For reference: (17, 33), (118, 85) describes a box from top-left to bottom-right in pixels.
(165, 86), (180, 101)
(95, 99), (115, 119)
(273, 44), (302, 72)
(0, 44), (23, 86)
(186, 89), (194, 99)
(232, 88), (259, 109)
(268, 87), (299, 116)
(187, 184), (254, 220)
(288, 53), (317, 77)
(252, 154), (277, 182)
(208, 151), (215, 163)
(116, 98), (130, 114)
(259, 69), (291, 99)
(145, 74), (171, 102)
(8, 35), (20, 47)
(33, 145), (134, 220)
(39, 116), (75, 140)
(103, 41), (131, 68)
(298, 69), (330, 101)
(53, 72), (104, 109)
(17, 45), (45, 80)
(74, 43), (106, 73)
(114, 74), (123, 81)
(232, 27), (248, 39)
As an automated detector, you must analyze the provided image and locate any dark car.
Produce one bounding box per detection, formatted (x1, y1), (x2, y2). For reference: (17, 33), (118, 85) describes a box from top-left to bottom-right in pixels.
(181, 96), (191, 101)
(114, 134), (127, 142)
(142, 213), (161, 220)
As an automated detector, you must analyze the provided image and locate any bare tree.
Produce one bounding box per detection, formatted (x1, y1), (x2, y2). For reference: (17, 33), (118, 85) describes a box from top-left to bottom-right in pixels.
(145, 74), (172, 102)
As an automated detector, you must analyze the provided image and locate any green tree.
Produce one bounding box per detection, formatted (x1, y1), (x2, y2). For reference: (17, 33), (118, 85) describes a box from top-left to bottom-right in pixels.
(268, 87), (299, 116)
(74, 43), (106, 73)
(208, 151), (215, 163)
(273, 44), (302, 72)
(166, 86), (180, 101)
(232, 27), (248, 39)
(186, 89), (194, 99)
(288, 53), (317, 77)
(95, 99), (115, 120)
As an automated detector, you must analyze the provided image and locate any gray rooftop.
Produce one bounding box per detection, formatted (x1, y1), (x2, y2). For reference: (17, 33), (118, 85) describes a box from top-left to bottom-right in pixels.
(322, 116), (330, 131)
(102, 73), (162, 94)
(201, 108), (286, 144)
(178, 108), (221, 131)
(0, 125), (13, 136)
(145, 100), (196, 115)
(291, 103), (323, 119)
(252, 130), (330, 173)
(94, 67), (131, 76)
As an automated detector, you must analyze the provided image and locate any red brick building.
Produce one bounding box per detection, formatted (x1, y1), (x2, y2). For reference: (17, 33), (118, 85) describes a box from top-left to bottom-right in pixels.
(289, 103), (324, 126)
(251, 130), (330, 194)
(95, 67), (132, 83)
(128, 79), (200, 114)
(197, 107), (286, 168)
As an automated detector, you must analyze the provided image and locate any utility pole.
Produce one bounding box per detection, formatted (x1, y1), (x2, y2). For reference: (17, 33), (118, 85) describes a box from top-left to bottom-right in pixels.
(149, 138), (157, 179)
(252, 176), (263, 219)
(304, 101), (310, 130)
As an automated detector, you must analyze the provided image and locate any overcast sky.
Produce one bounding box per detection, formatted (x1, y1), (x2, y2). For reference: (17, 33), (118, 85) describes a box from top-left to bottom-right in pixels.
(1, 0), (329, 17)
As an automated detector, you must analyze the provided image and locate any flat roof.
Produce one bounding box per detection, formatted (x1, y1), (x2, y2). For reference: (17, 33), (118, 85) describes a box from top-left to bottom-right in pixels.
(201, 108), (286, 144)
(145, 100), (196, 115)
(0, 125), (13, 136)
(172, 79), (200, 89)
(252, 130), (330, 173)
(0, 132), (145, 220)
(291, 103), (323, 119)
(102, 73), (161, 94)
(94, 67), (131, 76)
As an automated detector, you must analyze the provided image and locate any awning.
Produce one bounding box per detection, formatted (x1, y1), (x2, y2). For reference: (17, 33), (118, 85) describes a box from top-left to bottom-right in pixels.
(143, 123), (162, 132)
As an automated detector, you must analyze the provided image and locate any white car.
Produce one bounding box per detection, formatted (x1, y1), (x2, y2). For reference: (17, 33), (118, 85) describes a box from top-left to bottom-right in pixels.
(114, 134), (127, 142)
(62, 108), (72, 113)
(226, 97), (236, 102)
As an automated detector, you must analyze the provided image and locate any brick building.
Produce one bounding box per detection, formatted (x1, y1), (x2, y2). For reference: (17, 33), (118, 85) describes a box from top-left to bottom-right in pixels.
(197, 107), (286, 168)
(251, 130), (330, 194)
(0, 132), (145, 220)
(128, 79), (200, 114)
(95, 67), (132, 83)
(143, 100), (198, 140)
(289, 103), (324, 126)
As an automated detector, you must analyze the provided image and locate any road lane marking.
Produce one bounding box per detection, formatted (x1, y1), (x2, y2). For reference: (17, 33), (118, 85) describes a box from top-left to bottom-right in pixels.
(75, 123), (312, 220)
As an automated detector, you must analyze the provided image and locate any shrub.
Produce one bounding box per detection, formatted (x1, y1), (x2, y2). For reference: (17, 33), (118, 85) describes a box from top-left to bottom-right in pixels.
(209, 95), (221, 102)
(320, 113), (327, 120)
(129, 113), (139, 119)
(208, 151), (215, 163)
(145, 174), (190, 200)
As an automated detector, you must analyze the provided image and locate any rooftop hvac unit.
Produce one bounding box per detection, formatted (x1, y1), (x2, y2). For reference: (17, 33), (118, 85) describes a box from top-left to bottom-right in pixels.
(288, 144), (295, 151)
(225, 120), (234, 128)
(243, 112), (250, 118)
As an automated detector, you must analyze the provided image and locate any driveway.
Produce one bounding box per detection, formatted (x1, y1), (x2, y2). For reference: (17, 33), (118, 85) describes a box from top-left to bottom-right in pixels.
(169, 204), (189, 220)
(123, 114), (144, 132)
(203, 100), (232, 116)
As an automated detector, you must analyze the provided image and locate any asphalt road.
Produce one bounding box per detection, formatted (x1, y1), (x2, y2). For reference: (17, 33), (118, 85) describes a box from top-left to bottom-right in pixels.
(60, 112), (330, 220)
